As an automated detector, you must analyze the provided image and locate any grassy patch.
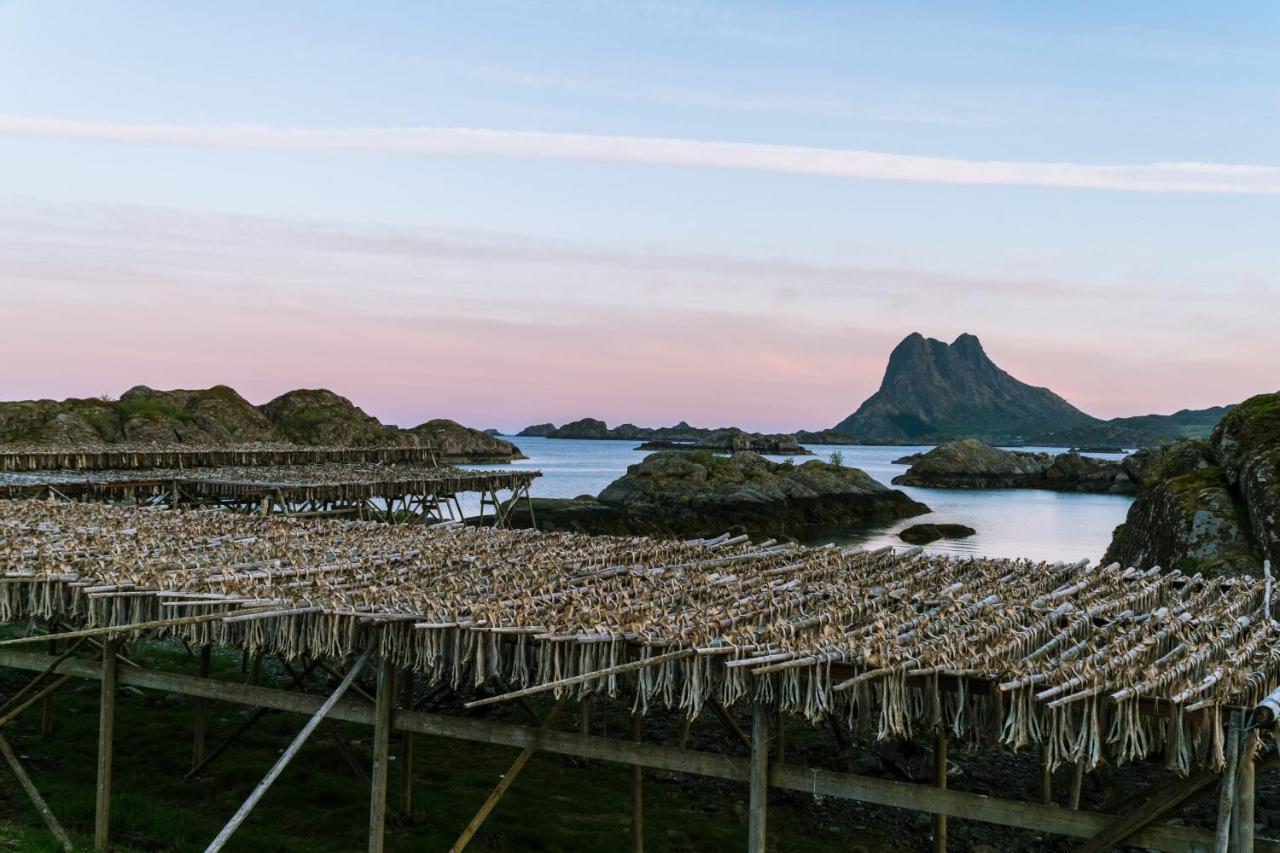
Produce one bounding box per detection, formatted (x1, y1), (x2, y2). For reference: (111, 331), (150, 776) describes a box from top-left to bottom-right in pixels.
(117, 398), (197, 424)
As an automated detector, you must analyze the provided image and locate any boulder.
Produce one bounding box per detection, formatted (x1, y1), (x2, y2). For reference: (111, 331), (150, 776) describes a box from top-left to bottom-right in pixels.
(898, 523), (977, 545)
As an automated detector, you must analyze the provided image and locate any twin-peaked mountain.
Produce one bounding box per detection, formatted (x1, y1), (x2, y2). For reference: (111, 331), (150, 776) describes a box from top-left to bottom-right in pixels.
(833, 333), (1227, 446)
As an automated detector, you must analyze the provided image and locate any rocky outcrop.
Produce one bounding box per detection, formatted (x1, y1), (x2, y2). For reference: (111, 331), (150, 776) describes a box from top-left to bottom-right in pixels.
(834, 333), (1098, 443)
(638, 428), (812, 456)
(1034, 406), (1232, 449)
(517, 423), (557, 437)
(1104, 393), (1278, 575)
(512, 451), (928, 539)
(1104, 439), (1259, 575)
(891, 439), (1138, 494)
(899, 523), (976, 545)
(0, 385), (525, 462)
(518, 419), (710, 441)
(403, 419), (526, 463)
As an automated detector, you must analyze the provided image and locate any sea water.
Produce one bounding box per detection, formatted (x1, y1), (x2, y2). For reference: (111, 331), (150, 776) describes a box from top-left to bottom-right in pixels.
(465, 437), (1135, 563)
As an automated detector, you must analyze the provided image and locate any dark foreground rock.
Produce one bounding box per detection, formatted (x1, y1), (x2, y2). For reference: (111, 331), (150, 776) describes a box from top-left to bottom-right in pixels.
(898, 523), (976, 545)
(510, 450), (928, 538)
(891, 439), (1139, 493)
(1105, 392), (1279, 576)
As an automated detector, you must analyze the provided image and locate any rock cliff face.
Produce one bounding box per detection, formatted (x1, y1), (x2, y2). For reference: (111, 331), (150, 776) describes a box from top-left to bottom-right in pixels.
(835, 333), (1097, 443)
(0, 385), (523, 463)
(891, 439), (1139, 494)
(1105, 393), (1279, 575)
(513, 450), (928, 538)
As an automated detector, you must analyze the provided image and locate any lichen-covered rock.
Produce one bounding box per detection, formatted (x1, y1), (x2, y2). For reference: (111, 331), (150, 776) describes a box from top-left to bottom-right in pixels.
(1104, 438), (1259, 575)
(522, 450), (929, 538)
(1209, 393), (1280, 566)
(403, 419), (526, 463)
(118, 385), (276, 444)
(259, 389), (393, 446)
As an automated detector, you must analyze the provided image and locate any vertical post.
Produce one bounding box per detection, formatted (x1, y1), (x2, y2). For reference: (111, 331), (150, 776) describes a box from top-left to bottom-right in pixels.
(630, 712), (643, 853)
(192, 644), (211, 771)
(1070, 761), (1085, 810)
(933, 732), (948, 852)
(399, 667), (415, 818)
(95, 638), (120, 853)
(748, 702), (769, 853)
(775, 705), (785, 765)
(369, 657), (396, 853)
(1232, 727), (1258, 852)
(1040, 748), (1053, 804)
(41, 639), (56, 738)
(1215, 711), (1241, 853)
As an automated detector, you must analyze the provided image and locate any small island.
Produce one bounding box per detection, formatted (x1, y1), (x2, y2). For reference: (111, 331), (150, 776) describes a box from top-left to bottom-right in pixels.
(508, 450), (928, 539)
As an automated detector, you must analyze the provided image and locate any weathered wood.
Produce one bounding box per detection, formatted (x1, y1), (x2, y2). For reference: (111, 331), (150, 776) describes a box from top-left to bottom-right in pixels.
(204, 644), (374, 853)
(0, 648), (1272, 853)
(369, 656), (396, 853)
(631, 712), (644, 853)
(40, 639), (56, 738)
(448, 698), (567, 853)
(1041, 747), (1053, 804)
(0, 733), (74, 851)
(192, 644), (211, 770)
(1070, 761), (1085, 810)
(1215, 713), (1241, 853)
(0, 673), (74, 728)
(464, 648), (696, 709)
(748, 702), (768, 853)
(1233, 729), (1259, 852)
(399, 667), (415, 817)
(933, 733), (948, 853)
(710, 699), (752, 751)
(95, 638), (120, 853)
(1075, 766), (1219, 853)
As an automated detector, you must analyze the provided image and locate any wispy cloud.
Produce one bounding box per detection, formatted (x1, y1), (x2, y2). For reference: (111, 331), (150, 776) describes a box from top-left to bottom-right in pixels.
(3, 115), (1279, 194)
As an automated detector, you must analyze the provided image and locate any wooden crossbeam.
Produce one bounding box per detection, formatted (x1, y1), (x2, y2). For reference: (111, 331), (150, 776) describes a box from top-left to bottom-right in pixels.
(1, 648), (1274, 853)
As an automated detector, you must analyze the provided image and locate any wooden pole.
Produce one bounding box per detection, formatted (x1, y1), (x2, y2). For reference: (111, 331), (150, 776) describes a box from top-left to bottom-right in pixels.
(399, 667), (415, 818)
(369, 657), (396, 853)
(95, 638), (120, 853)
(448, 699), (568, 853)
(205, 644), (374, 853)
(1214, 712), (1241, 853)
(40, 639), (56, 738)
(933, 732), (948, 853)
(1040, 748), (1053, 805)
(1232, 727), (1258, 852)
(0, 733), (75, 852)
(748, 702), (769, 853)
(775, 704), (785, 766)
(192, 644), (211, 771)
(631, 712), (644, 853)
(1070, 761), (1085, 810)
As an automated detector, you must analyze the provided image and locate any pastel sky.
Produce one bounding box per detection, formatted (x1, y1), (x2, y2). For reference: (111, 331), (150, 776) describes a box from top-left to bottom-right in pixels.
(1, 1), (1276, 432)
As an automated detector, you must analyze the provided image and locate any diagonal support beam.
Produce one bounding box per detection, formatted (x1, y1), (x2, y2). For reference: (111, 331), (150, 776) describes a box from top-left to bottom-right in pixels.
(0, 733), (74, 852)
(448, 697), (568, 853)
(204, 643), (374, 853)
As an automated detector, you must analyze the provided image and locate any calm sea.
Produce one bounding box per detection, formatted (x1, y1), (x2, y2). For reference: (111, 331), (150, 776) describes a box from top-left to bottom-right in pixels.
(465, 437), (1135, 563)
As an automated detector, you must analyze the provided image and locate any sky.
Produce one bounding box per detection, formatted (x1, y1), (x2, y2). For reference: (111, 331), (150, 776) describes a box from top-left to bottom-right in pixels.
(0, 1), (1276, 432)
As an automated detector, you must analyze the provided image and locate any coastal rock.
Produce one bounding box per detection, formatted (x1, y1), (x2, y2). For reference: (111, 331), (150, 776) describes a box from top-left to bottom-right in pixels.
(892, 439), (1137, 494)
(514, 450), (927, 538)
(517, 423), (557, 437)
(0, 384), (525, 463)
(638, 428), (813, 456)
(260, 389), (392, 446)
(1210, 393), (1280, 566)
(1104, 439), (1258, 575)
(898, 523), (976, 545)
(403, 419), (527, 463)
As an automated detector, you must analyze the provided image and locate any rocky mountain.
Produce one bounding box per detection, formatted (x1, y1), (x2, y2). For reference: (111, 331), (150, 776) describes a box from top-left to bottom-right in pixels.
(0, 384), (523, 463)
(833, 333), (1229, 447)
(834, 333), (1098, 443)
(1104, 392), (1279, 576)
(508, 450), (928, 538)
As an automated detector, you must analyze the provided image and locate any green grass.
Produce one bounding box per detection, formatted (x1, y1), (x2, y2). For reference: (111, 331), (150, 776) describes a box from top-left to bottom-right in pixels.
(0, 639), (903, 853)
(116, 398), (197, 424)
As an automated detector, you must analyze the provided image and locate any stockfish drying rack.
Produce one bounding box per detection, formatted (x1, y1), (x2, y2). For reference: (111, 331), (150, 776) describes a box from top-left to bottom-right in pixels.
(0, 444), (445, 473)
(1, 499), (1277, 852)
